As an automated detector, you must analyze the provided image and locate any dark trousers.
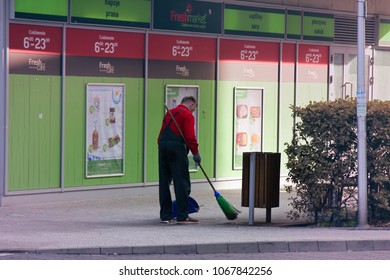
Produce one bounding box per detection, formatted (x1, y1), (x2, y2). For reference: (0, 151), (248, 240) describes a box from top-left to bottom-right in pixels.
(158, 141), (190, 222)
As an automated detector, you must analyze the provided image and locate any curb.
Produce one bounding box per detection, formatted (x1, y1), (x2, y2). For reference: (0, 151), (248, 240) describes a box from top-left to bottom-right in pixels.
(2, 240), (390, 255)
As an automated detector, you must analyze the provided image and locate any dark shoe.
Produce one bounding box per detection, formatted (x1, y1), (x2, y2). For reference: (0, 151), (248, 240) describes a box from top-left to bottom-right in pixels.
(161, 219), (173, 224)
(176, 216), (199, 225)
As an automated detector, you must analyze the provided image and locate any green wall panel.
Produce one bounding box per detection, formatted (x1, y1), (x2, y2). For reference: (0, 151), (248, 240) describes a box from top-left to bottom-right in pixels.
(279, 82), (327, 176)
(8, 75), (61, 191)
(64, 77), (144, 187)
(262, 82), (279, 152)
(216, 81), (239, 179)
(145, 79), (216, 183)
(279, 83), (295, 176)
(296, 83), (328, 107)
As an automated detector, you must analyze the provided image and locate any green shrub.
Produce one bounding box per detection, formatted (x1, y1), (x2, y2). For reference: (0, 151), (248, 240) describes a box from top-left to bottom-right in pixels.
(285, 99), (390, 226)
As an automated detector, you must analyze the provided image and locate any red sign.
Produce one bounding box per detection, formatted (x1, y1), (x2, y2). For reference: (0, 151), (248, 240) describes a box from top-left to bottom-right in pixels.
(298, 44), (329, 83)
(298, 44), (328, 65)
(9, 23), (62, 54)
(148, 34), (216, 62)
(66, 28), (145, 59)
(219, 39), (279, 63)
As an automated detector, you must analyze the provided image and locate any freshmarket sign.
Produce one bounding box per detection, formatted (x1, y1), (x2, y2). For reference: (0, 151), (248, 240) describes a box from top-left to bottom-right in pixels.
(153, 0), (222, 34)
(13, 0), (68, 22)
(303, 12), (334, 41)
(71, 0), (150, 28)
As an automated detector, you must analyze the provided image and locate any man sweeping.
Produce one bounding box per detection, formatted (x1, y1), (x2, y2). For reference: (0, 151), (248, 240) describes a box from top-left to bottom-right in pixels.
(158, 96), (201, 224)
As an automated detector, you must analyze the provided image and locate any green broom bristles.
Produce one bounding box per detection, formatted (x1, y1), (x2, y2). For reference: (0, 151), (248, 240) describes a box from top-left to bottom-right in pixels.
(214, 191), (241, 220)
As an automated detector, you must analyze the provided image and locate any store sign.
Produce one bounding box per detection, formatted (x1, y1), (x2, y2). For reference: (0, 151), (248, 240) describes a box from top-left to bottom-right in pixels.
(224, 4), (285, 38)
(148, 34), (215, 62)
(287, 10), (301, 39)
(153, 0), (222, 34)
(298, 44), (329, 83)
(378, 19), (390, 47)
(66, 28), (144, 58)
(70, 0), (150, 28)
(9, 24), (62, 53)
(219, 39), (279, 82)
(66, 28), (145, 77)
(219, 39), (279, 63)
(148, 34), (216, 79)
(303, 12), (334, 41)
(9, 23), (62, 75)
(13, 0), (68, 22)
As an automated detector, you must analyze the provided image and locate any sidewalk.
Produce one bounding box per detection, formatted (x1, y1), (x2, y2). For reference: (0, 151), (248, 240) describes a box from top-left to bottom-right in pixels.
(1, 181), (390, 255)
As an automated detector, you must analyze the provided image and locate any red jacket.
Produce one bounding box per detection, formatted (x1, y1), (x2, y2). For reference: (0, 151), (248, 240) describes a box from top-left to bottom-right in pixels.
(158, 104), (199, 155)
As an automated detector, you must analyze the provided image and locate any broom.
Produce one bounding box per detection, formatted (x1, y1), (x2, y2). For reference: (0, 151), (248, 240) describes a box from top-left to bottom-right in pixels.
(197, 163), (241, 220)
(164, 104), (240, 220)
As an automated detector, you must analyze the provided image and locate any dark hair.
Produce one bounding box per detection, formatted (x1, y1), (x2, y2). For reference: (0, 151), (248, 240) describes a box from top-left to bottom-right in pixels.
(181, 96), (197, 104)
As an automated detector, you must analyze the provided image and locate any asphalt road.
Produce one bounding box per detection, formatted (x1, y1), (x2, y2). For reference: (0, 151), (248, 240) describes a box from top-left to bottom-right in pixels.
(2, 250), (390, 260)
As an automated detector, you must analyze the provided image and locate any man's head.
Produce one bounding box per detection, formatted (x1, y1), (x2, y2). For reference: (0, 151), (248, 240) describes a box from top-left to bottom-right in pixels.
(181, 96), (197, 112)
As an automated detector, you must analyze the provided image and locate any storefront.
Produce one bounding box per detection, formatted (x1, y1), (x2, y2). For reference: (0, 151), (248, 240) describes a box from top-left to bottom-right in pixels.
(0, 0), (389, 205)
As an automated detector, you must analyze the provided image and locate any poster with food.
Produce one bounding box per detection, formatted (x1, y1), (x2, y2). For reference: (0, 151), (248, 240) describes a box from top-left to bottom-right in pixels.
(86, 83), (125, 177)
(165, 85), (199, 172)
(233, 87), (263, 169)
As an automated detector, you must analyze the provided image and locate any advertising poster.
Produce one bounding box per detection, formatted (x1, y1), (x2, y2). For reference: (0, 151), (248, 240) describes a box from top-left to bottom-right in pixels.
(86, 83), (125, 177)
(165, 85), (199, 172)
(233, 87), (263, 169)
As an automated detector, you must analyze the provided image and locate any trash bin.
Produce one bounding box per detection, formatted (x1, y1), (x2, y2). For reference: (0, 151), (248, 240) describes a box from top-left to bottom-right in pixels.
(241, 152), (281, 223)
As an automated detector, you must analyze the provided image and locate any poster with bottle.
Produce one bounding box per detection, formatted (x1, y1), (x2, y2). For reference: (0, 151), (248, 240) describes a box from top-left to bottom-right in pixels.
(165, 85), (199, 172)
(233, 87), (263, 169)
(86, 83), (125, 177)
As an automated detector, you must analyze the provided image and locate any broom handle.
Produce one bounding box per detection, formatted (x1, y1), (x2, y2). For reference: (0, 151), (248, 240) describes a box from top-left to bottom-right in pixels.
(164, 104), (217, 193)
(197, 163), (217, 193)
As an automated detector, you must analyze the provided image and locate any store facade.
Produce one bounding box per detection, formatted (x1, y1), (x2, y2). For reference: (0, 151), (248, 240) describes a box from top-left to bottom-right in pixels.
(0, 0), (389, 205)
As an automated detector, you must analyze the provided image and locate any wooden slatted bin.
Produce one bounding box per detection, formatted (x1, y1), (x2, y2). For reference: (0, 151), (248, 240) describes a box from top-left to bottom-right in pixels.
(241, 152), (281, 212)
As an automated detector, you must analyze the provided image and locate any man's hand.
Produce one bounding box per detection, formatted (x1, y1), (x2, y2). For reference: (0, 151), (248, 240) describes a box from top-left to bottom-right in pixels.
(193, 153), (201, 165)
